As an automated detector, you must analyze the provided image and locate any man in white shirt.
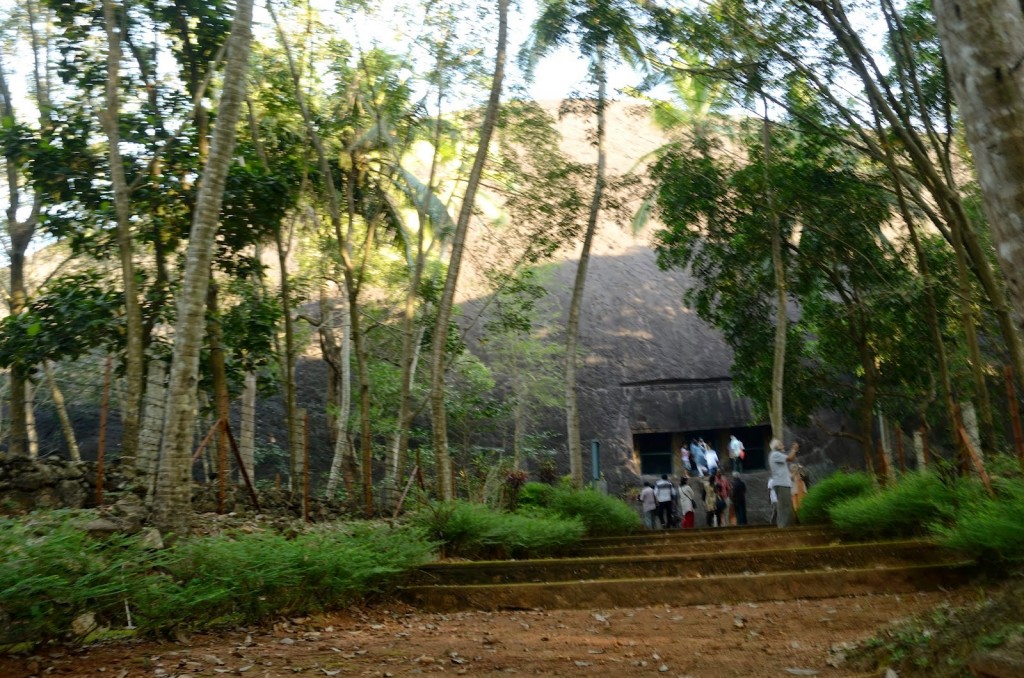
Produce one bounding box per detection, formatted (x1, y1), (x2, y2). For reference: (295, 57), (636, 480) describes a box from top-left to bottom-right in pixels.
(704, 443), (720, 475)
(654, 474), (677, 528)
(768, 438), (799, 528)
(638, 482), (657, 530)
(767, 478), (778, 525)
(728, 435), (744, 473)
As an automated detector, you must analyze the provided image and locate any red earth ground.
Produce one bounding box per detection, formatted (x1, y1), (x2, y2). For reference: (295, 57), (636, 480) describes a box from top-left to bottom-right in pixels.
(0, 588), (977, 678)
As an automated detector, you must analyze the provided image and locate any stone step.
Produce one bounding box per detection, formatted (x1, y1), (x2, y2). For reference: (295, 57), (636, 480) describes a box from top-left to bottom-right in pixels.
(409, 540), (954, 586)
(400, 561), (974, 612)
(580, 524), (828, 548)
(576, 528), (836, 557)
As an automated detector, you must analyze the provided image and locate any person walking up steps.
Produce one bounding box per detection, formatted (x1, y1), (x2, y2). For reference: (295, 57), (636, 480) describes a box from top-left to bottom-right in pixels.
(678, 474), (696, 528)
(728, 434), (745, 473)
(731, 472), (747, 526)
(654, 474), (676, 528)
(638, 482), (657, 530)
(768, 439), (799, 528)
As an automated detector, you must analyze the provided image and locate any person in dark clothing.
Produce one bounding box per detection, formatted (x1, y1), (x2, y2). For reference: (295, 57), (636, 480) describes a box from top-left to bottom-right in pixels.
(731, 472), (748, 526)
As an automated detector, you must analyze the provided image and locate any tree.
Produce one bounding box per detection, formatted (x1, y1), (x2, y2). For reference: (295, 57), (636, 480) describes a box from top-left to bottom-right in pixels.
(0, 23), (44, 458)
(153, 0), (254, 534)
(428, 0), (509, 500)
(523, 0), (647, 486)
(931, 1), (1024, 340)
(100, 0), (145, 464)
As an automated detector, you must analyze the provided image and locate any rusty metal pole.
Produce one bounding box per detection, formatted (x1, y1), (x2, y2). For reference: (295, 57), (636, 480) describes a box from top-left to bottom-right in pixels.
(218, 415), (227, 514)
(95, 356), (112, 506)
(303, 409), (310, 523)
(1004, 365), (1024, 466)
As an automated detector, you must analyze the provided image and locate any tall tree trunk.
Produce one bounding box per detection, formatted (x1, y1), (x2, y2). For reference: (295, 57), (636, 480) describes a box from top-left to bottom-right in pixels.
(101, 0), (144, 465)
(429, 0), (508, 499)
(25, 379), (38, 459)
(0, 59), (39, 459)
(896, 183), (961, 454)
(950, 221), (996, 450)
(763, 113), (786, 441)
(43, 361), (80, 461)
(325, 291), (356, 497)
(274, 227), (300, 488)
(932, 0), (1024, 335)
(153, 0), (254, 534)
(239, 371), (257, 485)
(206, 280), (231, 501)
(268, 2), (368, 509)
(564, 43), (605, 489)
(138, 358), (166, 475)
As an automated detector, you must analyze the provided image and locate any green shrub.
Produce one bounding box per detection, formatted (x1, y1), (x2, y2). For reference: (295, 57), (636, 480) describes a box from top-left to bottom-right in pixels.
(152, 523), (435, 630)
(412, 500), (584, 559)
(0, 511), (158, 647)
(934, 477), (1024, 563)
(797, 471), (875, 525)
(0, 513), (435, 648)
(543, 487), (641, 537)
(828, 471), (956, 540)
(517, 482), (555, 509)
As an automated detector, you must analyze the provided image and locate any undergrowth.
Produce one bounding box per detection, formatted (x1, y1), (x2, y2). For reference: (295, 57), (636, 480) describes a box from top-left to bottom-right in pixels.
(797, 471), (875, 525)
(933, 477), (1024, 563)
(411, 500), (585, 559)
(517, 482), (640, 536)
(0, 512), (434, 649)
(828, 471), (957, 540)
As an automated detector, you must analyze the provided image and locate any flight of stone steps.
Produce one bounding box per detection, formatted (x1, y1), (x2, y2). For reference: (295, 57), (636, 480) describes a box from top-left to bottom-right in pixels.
(400, 525), (973, 612)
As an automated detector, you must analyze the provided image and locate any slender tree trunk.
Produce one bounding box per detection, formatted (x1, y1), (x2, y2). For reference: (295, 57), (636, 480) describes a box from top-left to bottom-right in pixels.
(932, 0), (1024, 334)
(763, 114), (787, 441)
(239, 371), (256, 485)
(274, 227), (300, 488)
(564, 43), (605, 489)
(897, 184), (960, 451)
(326, 291), (355, 497)
(206, 280), (231, 500)
(138, 358), (166, 474)
(950, 221), (996, 450)
(43, 361), (80, 461)
(0, 59), (38, 459)
(391, 86), (443, 502)
(101, 0), (144, 465)
(25, 379), (38, 459)
(429, 0), (508, 499)
(153, 0), (254, 534)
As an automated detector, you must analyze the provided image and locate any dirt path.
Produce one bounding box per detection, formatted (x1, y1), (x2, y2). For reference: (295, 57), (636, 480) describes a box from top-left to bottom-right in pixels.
(1, 590), (971, 678)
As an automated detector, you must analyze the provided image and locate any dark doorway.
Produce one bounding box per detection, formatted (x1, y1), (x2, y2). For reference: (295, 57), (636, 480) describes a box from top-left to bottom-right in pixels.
(634, 432), (673, 475)
(680, 425), (771, 471)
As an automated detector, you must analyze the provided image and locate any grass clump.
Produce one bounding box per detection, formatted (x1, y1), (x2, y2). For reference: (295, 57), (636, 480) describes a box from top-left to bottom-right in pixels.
(412, 500), (585, 560)
(828, 471), (955, 540)
(514, 483), (640, 537)
(933, 477), (1024, 564)
(543, 487), (641, 537)
(0, 512), (434, 649)
(797, 471), (875, 525)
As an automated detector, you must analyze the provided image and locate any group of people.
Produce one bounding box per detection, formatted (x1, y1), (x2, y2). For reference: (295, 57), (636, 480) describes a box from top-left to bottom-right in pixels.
(637, 469), (748, 530)
(639, 436), (803, 530)
(681, 435), (746, 477)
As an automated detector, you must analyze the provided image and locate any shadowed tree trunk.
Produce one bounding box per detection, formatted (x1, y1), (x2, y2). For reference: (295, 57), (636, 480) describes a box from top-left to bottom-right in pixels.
(932, 0), (1024, 345)
(43, 361), (80, 461)
(429, 0), (508, 499)
(564, 44), (607, 489)
(153, 0), (254, 534)
(0, 58), (41, 459)
(101, 0), (144, 465)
